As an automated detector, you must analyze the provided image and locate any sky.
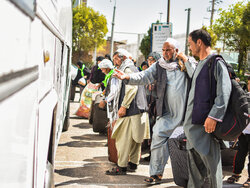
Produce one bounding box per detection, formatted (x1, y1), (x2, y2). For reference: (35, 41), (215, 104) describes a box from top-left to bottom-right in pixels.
(87, 0), (237, 44)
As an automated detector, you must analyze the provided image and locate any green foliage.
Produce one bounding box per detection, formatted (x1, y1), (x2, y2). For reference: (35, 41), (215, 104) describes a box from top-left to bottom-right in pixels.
(139, 27), (151, 59)
(212, 1), (249, 74)
(72, 5), (108, 61)
(139, 20), (160, 59)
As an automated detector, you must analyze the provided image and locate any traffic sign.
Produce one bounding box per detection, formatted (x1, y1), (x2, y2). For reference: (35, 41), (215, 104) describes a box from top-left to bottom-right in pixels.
(151, 23), (172, 54)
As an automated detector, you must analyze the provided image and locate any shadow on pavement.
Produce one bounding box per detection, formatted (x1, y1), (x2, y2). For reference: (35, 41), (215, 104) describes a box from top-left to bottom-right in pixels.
(70, 116), (88, 120)
(71, 122), (91, 130)
(58, 140), (106, 148)
(55, 162), (175, 187)
(83, 156), (107, 162)
(71, 133), (106, 141)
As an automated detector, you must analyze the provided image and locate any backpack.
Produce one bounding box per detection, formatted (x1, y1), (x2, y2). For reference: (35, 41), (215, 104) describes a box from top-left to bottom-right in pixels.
(208, 55), (250, 141)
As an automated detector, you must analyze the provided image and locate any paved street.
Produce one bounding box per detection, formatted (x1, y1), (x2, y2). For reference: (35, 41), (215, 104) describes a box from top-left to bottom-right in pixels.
(54, 91), (248, 188)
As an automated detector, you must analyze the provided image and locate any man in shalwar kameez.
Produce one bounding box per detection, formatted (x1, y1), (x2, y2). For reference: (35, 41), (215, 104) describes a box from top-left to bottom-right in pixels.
(105, 49), (149, 175)
(114, 38), (192, 183)
(177, 29), (231, 188)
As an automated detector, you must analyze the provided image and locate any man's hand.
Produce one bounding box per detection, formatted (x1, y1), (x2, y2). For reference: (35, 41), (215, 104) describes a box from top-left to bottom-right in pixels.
(99, 100), (106, 109)
(204, 117), (217, 133)
(177, 52), (188, 63)
(113, 69), (130, 80)
(118, 106), (127, 118)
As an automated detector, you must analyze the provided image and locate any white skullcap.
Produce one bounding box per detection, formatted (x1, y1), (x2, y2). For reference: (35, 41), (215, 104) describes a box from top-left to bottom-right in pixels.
(98, 59), (114, 69)
(116, 48), (131, 58)
(165, 38), (179, 49)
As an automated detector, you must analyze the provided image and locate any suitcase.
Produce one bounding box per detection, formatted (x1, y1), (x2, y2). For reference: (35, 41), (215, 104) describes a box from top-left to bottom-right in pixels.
(168, 132), (189, 187)
(91, 93), (109, 133)
(107, 122), (118, 164)
(221, 141), (238, 167)
(168, 127), (238, 187)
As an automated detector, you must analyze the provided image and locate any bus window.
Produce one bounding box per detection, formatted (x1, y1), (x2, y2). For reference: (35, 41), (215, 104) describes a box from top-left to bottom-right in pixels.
(10, 0), (35, 18)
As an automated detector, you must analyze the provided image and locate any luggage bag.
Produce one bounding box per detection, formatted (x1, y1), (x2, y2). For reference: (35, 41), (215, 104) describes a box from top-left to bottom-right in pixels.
(90, 93), (109, 133)
(168, 127), (236, 187)
(107, 122), (118, 164)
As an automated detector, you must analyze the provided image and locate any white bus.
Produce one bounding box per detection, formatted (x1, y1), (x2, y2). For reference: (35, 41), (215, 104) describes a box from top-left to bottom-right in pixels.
(0, 0), (72, 187)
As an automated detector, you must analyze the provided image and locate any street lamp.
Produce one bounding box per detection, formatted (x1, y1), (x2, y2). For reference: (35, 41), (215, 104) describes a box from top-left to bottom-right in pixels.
(110, 0), (116, 57)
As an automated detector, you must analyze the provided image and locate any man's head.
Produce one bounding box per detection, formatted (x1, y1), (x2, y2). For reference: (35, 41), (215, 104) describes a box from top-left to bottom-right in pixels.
(162, 38), (179, 61)
(147, 52), (161, 66)
(140, 61), (149, 70)
(96, 56), (105, 65)
(98, 59), (114, 75)
(113, 49), (129, 68)
(77, 61), (84, 69)
(188, 29), (211, 57)
(105, 54), (111, 61)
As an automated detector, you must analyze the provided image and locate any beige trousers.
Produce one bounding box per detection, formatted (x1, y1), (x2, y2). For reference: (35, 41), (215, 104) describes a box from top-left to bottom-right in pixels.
(114, 117), (142, 168)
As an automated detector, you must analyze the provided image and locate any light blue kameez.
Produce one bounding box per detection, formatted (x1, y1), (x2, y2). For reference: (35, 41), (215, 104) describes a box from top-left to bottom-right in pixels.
(128, 62), (188, 176)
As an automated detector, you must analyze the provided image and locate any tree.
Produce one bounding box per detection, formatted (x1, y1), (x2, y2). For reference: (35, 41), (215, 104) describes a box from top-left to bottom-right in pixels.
(139, 27), (151, 59)
(212, 1), (249, 74)
(140, 21), (160, 59)
(72, 5), (108, 65)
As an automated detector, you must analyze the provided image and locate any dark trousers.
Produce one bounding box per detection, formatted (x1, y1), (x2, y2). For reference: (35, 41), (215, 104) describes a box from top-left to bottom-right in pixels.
(70, 85), (84, 101)
(233, 133), (250, 176)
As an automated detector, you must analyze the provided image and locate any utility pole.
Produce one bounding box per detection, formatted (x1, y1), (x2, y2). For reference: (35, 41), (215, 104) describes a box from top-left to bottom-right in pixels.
(167, 0), (170, 23)
(210, 0), (215, 26)
(185, 8), (191, 55)
(208, 0), (222, 27)
(110, 0), (116, 57)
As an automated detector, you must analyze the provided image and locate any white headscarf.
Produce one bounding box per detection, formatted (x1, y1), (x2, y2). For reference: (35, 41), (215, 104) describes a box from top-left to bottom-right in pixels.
(98, 59), (114, 69)
(165, 38), (180, 49)
(116, 48), (131, 58)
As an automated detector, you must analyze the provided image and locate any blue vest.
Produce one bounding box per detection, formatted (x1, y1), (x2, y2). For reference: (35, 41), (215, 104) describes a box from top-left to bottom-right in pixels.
(192, 58), (217, 125)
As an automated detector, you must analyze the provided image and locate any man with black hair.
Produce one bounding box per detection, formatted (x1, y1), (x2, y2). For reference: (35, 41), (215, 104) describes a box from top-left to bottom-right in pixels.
(177, 29), (231, 188)
(70, 61), (90, 101)
(89, 56), (106, 90)
(138, 61), (149, 71)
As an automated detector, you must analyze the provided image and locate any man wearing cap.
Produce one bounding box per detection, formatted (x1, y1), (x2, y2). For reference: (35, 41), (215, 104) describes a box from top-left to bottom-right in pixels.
(105, 49), (149, 175)
(147, 52), (161, 67)
(114, 39), (189, 183)
(97, 59), (115, 111)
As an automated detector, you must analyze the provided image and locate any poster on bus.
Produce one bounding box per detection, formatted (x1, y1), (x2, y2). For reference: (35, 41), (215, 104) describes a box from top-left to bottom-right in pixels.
(151, 23), (172, 54)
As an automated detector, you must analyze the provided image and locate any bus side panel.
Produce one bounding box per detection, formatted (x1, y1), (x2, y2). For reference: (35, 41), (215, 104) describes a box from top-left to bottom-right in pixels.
(54, 44), (71, 151)
(35, 25), (57, 188)
(36, 89), (57, 188)
(0, 82), (38, 188)
(52, 38), (65, 156)
(0, 0), (38, 75)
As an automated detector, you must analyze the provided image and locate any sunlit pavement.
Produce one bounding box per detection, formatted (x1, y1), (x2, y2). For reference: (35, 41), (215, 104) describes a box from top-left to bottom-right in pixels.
(54, 91), (248, 188)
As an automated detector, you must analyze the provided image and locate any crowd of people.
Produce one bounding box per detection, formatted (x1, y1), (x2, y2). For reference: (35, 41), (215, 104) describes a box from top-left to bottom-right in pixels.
(71, 29), (250, 188)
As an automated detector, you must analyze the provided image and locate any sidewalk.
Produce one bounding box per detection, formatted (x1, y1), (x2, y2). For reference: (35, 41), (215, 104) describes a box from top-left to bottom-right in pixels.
(54, 91), (248, 187)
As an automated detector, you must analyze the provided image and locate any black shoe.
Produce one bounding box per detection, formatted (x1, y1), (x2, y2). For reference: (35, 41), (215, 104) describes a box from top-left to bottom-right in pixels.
(143, 155), (150, 161)
(127, 162), (137, 172)
(106, 166), (127, 175)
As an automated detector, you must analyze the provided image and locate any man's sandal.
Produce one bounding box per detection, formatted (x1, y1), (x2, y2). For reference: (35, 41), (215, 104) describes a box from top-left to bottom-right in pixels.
(105, 166), (126, 175)
(227, 175), (241, 184)
(144, 175), (162, 184)
(243, 178), (250, 187)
